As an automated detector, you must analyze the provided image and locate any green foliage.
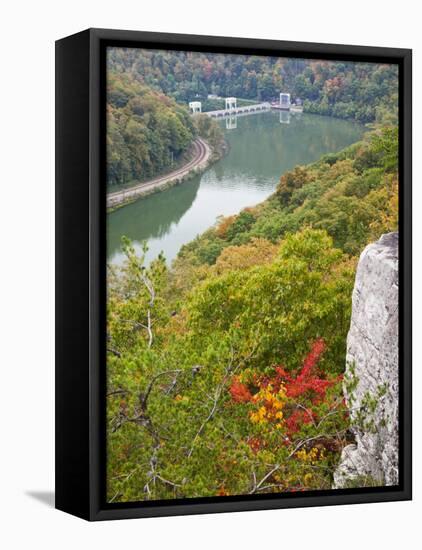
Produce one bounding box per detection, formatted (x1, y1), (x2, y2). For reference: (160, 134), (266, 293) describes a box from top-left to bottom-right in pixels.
(177, 126), (398, 266)
(107, 128), (398, 499)
(352, 385), (390, 435)
(225, 210), (256, 242)
(276, 166), (310, 206)
(341, 475), (383, 488)
(107, 229), (356, 502)
(187, 229), (354, 372)
(107, 72), (195, 187)
(105, 87), (398, 499)
(196, 238), (225, 265)
(192, 113), (225, 152)
(108, 48), (398, 123)
(369, 126), (399, 172)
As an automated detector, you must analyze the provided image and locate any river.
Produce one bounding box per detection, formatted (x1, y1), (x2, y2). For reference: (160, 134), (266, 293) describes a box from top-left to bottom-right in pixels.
(107, 111), (364, 266)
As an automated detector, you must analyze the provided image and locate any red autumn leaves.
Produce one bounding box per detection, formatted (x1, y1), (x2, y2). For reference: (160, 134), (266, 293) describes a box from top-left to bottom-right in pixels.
(274, 338), (333, 400)
(229, 376), (253, 403)
(229, 338), (341, 436)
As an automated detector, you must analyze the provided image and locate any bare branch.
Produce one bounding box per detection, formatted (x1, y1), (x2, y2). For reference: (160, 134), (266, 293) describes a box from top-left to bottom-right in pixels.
(155, 474), (183, 488)
(250, 464), (281, 494)
(107, 347), (121, 358)
(294, 402), (317, 428)
(286, 430), (348, 459)
(107, 389), (129, 398)
(186, 344), (259, 460)
(140, 369), (182, 411)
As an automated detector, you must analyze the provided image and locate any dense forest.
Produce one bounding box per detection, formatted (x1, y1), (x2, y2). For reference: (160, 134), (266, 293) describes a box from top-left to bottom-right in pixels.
(107, 71), (224, 188)
(106, 49), (398, 189)
(108, 48), (398, 123)
(106, 126), (398, 502)
(176, 126), (398, 265)
(107, 72), (195, 187)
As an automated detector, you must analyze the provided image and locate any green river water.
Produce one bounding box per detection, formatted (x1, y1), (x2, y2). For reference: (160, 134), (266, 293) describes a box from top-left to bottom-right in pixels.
(107, 111), (364, 266)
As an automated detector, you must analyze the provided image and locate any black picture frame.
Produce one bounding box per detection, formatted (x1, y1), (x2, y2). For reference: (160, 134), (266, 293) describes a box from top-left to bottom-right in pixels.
(55, 28), (412, 521)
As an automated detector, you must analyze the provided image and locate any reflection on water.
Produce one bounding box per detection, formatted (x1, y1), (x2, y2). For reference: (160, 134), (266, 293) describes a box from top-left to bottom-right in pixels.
(107, 111), (364, 265)
(107, 176), (201, 265)
(280, 111), (291, 124)
(226, 116), (237, 130)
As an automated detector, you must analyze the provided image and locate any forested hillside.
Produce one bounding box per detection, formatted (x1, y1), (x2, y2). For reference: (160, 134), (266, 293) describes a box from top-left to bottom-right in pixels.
(175, 126), (398, 267)
(107, 72), (196, 187)
(107, 71), (225, 188)
(106, 49), (398, 190)
(108, 48), (398, 123)
(106, 126), (398, 502)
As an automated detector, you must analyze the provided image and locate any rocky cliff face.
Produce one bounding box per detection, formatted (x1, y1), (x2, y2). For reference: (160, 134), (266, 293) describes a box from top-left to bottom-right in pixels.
(334, 232), (399, 488)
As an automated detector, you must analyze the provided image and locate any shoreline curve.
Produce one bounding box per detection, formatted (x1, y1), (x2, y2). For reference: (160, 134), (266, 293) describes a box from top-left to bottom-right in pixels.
(107, 138), (212, 209)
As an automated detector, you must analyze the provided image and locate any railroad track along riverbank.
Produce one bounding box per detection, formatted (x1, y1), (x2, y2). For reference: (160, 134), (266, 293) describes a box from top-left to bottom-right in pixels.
(107, 138), (211, 209)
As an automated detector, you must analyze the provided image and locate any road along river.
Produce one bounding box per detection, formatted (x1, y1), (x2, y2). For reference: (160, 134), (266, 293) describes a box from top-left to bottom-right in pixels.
(107, 111), (365, 266)
(107, 138), (211, 209)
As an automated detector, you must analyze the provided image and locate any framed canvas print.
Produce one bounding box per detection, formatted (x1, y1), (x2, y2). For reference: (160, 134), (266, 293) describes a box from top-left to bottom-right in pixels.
(55, 28), (412, 521)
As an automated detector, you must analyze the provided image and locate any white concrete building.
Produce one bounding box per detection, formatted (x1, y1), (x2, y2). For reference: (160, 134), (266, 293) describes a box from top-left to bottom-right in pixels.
(225, 97), (237, 111)
(189, 101), (202, 114)
(279, 93), (291, 110)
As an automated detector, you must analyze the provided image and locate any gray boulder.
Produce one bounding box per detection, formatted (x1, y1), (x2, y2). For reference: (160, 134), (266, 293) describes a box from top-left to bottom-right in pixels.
(334, 232), (399, 488)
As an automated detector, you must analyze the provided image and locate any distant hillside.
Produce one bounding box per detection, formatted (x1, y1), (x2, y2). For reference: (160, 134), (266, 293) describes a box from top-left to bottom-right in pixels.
(108, 48), (398, 123)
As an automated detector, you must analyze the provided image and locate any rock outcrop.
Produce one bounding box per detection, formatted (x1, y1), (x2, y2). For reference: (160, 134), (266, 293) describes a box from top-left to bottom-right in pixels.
(334, 232), (399, 488)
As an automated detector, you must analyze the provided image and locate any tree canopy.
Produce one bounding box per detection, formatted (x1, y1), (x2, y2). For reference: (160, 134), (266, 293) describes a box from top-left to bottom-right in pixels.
(107, 72), (195, 187)
(106, 50), (399, 501)
(106, 126), (398, 502)
(108, 48), (398, 123)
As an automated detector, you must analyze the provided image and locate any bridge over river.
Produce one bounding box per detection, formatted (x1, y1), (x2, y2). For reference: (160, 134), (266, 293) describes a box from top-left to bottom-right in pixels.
(204, 102), (271, 118)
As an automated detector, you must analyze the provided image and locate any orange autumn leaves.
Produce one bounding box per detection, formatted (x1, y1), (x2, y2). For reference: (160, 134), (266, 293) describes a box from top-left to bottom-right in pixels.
(229, 377), (253, 403)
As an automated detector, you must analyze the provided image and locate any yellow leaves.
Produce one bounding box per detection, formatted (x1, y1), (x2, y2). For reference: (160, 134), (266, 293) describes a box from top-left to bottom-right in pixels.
(304, 473), (313, 485)
(327, 158), (354, 179)
(212, 238), (278, 274)
(249, 383), (286, 427)
(272, 400), (283, 413)
(295, 446), (324, 465)
(368, 174), (398, 240)
(174, 394), (189, 404)
(215, 215), (236, 238)
(250, 406), (267, 425)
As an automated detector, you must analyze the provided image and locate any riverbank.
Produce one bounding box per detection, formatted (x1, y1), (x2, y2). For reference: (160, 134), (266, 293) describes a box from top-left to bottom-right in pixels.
(107, 111), (365, 266)
(107, 125), (398, 503)
(107, 138), (213, 210)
